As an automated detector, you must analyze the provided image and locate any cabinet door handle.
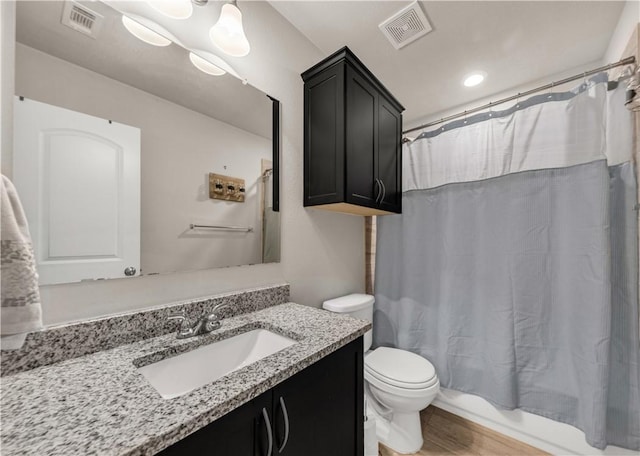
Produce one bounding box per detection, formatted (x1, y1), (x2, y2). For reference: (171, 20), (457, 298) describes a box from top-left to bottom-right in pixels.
(277, 396), (290, 453)
(262, 407), (273, 456)
(374, 178), (382, 204)
(379, 179), (386, 204)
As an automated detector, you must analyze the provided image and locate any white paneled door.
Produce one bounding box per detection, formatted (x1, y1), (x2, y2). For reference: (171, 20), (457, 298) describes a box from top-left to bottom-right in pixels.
(13, 97), (140, 285)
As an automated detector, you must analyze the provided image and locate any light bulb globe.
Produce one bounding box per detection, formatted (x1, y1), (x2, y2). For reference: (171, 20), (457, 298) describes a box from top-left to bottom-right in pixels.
(146, 0), (193, 20)
(209, 3), (250, 57)
(122, 16), (172, 47)
(189, 52), (226, 76)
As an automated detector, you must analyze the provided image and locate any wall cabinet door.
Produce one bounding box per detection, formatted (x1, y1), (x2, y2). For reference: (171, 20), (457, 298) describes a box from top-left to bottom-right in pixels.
(303, 63), (345, 207)
(377, 96), (402, 213)
(345, 66), (378, 209)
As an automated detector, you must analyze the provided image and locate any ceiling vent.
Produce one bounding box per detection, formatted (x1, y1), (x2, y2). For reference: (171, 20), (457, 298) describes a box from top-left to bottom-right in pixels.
(379, 1), (432, 50)
(61, 1), (103, 38)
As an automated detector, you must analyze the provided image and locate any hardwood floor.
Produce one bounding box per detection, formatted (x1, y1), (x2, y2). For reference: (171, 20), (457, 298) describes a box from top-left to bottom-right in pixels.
(378, 406), (550, 456)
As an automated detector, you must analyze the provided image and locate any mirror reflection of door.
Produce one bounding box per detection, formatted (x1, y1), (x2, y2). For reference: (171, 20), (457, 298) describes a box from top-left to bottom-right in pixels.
(13, 97), (141, 285)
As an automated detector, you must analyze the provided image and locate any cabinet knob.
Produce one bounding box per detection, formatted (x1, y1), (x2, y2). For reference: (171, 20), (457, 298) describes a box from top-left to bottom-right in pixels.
(124, 266), (136, 276)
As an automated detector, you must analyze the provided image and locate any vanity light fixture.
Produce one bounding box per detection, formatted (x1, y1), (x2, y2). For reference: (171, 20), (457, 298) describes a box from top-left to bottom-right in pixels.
(209, 0), (250, 57)
(122, 15), (172, 47)
(189, 52), (226, 76)
(146, 0), (193, 20)
(463, 71), (487, 87)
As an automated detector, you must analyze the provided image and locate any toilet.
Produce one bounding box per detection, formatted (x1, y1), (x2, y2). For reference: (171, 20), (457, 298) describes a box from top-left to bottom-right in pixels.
(323, 294), (439, 454)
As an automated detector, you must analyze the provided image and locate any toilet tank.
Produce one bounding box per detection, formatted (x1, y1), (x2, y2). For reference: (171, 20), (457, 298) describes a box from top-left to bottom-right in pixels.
(322, 294), (374, 351)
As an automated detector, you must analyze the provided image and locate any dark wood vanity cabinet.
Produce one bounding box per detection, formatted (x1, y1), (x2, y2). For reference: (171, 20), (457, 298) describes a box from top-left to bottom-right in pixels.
(158, 337), (364, 456)
(302, 47), (404, 216)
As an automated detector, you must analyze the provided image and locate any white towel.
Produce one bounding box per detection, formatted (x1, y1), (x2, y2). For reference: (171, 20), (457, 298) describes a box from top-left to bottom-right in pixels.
(1, 174), (42, 348)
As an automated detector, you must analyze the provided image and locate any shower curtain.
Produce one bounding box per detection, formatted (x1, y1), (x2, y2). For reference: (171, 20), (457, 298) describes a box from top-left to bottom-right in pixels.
(374, 75), (640, 450)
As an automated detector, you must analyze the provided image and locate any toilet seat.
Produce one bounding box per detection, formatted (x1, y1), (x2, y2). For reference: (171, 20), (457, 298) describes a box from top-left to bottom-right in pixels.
(365, 347), (437, 390)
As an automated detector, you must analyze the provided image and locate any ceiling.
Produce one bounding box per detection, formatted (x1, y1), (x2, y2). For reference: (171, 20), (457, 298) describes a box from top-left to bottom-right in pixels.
(269, 1), (626, 127)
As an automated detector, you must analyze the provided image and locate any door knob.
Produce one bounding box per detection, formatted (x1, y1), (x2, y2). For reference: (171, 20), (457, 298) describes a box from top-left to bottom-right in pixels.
(124, 266), (137, 276)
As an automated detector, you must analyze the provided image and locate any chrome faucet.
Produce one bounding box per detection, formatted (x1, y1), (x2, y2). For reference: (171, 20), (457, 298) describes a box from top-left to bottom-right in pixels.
(167, 303), (231, 339)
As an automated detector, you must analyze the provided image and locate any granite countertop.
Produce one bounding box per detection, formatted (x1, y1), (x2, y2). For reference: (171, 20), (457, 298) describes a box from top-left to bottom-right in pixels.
(0, 303), (370, 456)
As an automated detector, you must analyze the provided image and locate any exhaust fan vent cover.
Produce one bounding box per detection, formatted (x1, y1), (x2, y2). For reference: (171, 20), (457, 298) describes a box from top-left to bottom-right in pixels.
(61, 1), (103, 38)
(379, 1), (432, 50)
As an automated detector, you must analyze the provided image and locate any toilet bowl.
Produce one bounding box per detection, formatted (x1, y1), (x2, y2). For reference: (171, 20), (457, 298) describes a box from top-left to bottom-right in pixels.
(365, 347), (439, 453)
(322, 294), (440, 454)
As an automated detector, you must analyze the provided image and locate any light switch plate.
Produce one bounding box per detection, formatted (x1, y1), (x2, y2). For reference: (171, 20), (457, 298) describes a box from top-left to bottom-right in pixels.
(209, 173), (245, 202)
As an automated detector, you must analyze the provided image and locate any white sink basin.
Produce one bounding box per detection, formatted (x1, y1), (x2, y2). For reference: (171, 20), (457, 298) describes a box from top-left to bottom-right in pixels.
(138, 329), (296, 399)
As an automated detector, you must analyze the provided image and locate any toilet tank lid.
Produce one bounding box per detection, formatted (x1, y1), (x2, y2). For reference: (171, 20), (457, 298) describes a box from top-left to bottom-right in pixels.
(322, 293), (374, 312)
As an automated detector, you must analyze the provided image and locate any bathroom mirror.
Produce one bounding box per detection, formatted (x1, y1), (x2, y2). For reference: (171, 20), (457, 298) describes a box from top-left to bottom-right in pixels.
(12, 0), (280, 285)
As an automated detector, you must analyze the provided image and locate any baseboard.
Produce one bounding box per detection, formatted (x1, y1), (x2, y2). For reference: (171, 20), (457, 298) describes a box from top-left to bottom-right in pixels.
(433, 388), (638, 456)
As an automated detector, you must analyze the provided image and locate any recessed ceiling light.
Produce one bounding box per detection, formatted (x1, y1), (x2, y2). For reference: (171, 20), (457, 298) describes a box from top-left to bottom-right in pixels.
(463, 72), (486, 87)
(122, 16), (171, 47)
(189, 52), (226, 76)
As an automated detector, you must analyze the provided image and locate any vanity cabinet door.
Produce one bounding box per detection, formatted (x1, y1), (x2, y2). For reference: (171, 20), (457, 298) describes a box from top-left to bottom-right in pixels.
(157, 392), (272, 456)
(272, 337), (364, 456)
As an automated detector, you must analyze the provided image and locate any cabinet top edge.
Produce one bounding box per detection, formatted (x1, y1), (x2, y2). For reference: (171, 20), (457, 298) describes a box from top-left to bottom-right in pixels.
(301, 46), (405, 112)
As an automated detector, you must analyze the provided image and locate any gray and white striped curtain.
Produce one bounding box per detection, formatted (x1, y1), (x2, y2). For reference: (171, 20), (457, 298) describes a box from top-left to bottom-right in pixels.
(374, 75), (639, 451)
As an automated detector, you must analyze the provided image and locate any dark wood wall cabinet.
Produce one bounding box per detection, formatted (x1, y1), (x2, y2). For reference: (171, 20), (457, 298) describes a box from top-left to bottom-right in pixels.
(158, 337), (364, 456)
(302, 47), (404, 216)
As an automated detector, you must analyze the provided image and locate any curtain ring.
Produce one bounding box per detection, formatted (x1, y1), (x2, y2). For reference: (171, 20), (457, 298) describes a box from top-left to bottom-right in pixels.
(440, 118), (445, 131)
(548, 81), (554, 99)
(516, 93), (520, 108)
(488, 102), (493, 117)
(463, 110), (467, 124)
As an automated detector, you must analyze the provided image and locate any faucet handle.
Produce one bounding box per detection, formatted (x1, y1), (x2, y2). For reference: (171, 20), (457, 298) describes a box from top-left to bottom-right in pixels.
(203, 304), (231, 332)
(210, 303), (231, 317)
(168, 311), (196, 338)
(167, 310), (185, 321)
(167, 311), (188, 327)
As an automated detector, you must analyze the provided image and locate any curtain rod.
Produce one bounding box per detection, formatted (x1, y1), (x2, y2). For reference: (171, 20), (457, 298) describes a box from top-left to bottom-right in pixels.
(403, 55), (636, 136)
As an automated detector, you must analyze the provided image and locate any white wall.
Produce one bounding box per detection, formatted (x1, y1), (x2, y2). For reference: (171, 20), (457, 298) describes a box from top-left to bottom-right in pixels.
(15, 43), (271, 275)
(0, 1), (15, 178)
(2, 1), (365, 325)
(604, 0), (640, 64)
